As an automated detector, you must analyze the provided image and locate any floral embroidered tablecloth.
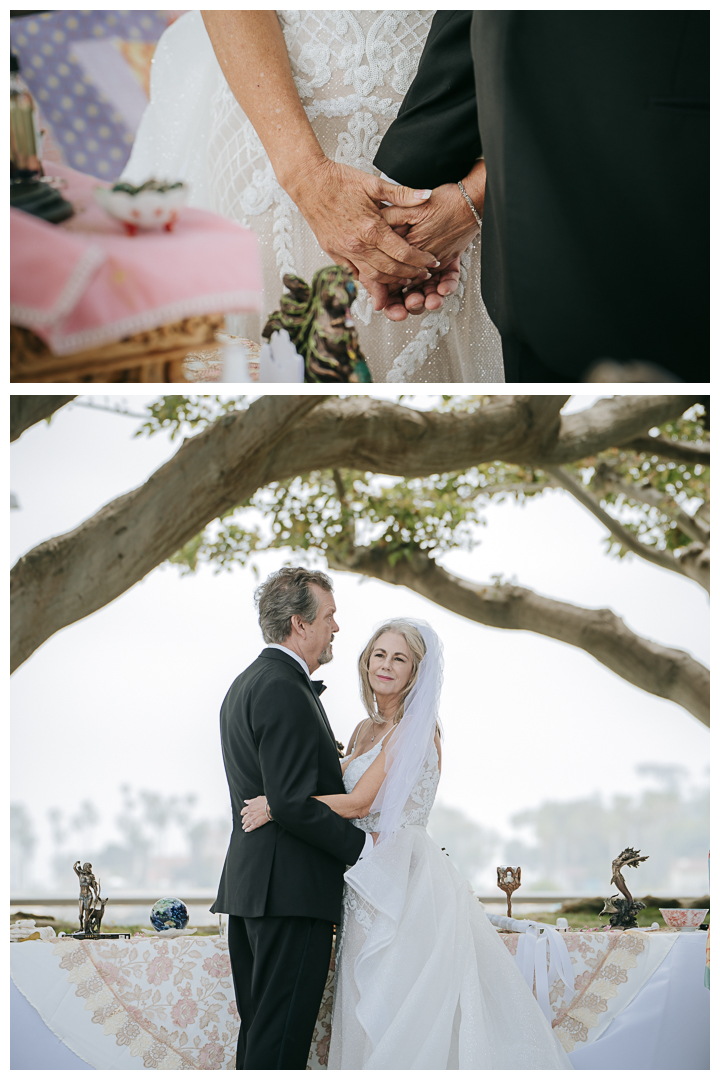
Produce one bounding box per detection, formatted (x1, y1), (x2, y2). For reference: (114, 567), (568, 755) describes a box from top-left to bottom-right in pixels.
(10, 929), (679, 1070)
(499, 928), (677, 1053)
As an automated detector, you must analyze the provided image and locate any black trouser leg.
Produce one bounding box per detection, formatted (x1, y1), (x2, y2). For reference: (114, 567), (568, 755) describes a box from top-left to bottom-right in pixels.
(228, 914), (333, 1070)
(228, 916), (254, 1069)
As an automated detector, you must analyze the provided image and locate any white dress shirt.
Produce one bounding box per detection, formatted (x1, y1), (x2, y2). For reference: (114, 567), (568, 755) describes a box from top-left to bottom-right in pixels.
(266, 642), (310, 676)
(265, 644), (373, 860)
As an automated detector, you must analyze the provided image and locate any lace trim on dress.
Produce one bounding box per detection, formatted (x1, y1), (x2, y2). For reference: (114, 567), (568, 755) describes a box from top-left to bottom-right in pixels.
(305, 94), (400, 121)
(338, 744), (440, 958)
(386, 243), (474, 382)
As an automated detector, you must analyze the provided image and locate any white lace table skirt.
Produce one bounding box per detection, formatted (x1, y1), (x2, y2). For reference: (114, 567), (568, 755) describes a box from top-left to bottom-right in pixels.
(10, 931), (709, 1070)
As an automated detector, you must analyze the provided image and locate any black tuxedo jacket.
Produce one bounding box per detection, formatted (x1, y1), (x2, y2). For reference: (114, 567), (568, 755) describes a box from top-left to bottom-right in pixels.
(375, 10), (709, 380)
(211, 649), (365, 923)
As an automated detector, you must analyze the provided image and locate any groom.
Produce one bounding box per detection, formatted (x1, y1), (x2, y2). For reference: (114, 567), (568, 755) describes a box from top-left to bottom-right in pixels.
(211, 567), (369, 1070)
(373, 10), (709, 382)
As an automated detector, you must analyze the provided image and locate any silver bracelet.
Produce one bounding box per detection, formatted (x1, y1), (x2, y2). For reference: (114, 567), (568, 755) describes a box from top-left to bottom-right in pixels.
(265, 802), (272, 821)
(458, 180), (482, 228)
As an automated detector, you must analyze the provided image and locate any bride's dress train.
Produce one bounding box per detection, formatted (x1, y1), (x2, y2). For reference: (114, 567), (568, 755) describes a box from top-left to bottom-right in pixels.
(122, 10), (504, 383)
(330, 739), (572, 1069)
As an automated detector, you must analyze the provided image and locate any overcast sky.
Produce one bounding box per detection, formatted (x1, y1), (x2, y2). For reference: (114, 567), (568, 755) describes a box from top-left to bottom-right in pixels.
(10, 394), (709, 884)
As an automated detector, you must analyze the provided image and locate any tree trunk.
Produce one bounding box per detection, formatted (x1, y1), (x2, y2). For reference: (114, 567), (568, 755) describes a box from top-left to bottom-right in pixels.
(327, 546), (709, 727)
(11, 396), (326, 672)
(11, 393), (701, 672)
(10, 396), (76, 442)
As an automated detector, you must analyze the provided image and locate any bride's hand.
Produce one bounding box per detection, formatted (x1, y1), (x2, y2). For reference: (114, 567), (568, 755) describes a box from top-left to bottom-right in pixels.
(202, 12), (437, 286)
(288, 158), (440, 285)
(241, 796), (271, 832)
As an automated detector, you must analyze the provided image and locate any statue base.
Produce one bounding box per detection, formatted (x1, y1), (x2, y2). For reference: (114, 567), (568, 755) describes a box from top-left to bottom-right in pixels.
(71, 931), (131, 940)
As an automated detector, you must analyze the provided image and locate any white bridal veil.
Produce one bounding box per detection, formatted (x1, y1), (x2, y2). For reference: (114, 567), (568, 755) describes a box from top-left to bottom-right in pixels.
(368, 618), (444, 846)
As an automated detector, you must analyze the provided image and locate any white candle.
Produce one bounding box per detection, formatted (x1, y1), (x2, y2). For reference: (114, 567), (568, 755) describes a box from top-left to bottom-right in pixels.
(221, 341), (250, 383)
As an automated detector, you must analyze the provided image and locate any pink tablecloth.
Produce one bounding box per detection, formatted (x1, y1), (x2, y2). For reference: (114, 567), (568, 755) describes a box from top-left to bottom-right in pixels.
(10, 162), (262, 356)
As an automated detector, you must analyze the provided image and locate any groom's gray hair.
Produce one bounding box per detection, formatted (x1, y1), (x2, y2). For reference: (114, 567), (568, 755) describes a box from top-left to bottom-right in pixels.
(255, 567), (334, 644)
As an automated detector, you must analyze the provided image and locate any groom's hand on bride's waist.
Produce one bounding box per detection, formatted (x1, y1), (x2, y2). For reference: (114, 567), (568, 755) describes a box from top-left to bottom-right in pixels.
(285, 157), (440, 285)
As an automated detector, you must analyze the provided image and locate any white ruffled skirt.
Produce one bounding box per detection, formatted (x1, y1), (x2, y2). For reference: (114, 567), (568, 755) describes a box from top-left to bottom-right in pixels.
(330, 825), (572, 1069)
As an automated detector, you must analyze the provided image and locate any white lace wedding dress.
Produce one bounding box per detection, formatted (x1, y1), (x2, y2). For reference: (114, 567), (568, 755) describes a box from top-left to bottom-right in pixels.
(330, 737), (572, 1069)
(123, 10), (504, 383)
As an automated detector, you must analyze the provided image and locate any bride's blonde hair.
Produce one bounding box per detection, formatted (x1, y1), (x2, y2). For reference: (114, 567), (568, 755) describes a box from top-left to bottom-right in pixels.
(358, 620), (427, 727)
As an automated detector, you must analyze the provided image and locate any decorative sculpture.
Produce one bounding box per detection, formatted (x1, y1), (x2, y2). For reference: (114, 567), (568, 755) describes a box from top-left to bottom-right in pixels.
(497, 866), (522, 918)
(85, 896), (108, 936)
(73, 860), (108, 937)
(263, 266), (372, 383)
(599, 847), (649, 929)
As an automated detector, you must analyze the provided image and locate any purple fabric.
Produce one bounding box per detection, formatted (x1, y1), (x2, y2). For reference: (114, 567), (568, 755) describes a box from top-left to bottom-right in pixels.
(11, 10), (181, 181)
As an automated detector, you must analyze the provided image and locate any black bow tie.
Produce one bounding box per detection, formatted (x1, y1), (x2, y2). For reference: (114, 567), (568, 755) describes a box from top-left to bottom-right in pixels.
(311, 680), (326, 696)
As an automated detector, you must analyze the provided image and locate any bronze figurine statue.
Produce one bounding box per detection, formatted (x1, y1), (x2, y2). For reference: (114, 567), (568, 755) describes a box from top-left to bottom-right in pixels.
(263, 266), (372, 383)
(73, 860), (107, 937)
(599, 847), (649, 929)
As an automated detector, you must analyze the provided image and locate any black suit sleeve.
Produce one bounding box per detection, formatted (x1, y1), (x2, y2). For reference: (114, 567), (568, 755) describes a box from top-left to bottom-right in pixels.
(251, 678), (365, 866)
(373, 10), (481, 189)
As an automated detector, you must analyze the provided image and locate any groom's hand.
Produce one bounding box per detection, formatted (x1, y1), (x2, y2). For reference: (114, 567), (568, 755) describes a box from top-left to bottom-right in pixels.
(286, 158), (440, 285)
(366, 162), (486, 318)
(360, 257), (462, 320)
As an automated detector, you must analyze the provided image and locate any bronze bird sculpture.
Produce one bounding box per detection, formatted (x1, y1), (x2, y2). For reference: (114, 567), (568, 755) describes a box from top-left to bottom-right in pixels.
(263, 266), (372, 383)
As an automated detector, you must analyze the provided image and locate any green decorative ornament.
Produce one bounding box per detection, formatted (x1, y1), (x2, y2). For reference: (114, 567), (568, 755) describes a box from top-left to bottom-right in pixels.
(263, 266), (372, 383)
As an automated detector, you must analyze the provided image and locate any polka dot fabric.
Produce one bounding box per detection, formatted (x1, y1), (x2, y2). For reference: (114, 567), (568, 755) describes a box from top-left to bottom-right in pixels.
(10, 11), (183, 181)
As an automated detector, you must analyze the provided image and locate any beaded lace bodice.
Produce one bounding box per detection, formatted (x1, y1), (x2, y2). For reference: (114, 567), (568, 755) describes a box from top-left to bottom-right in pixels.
(204, 9), (504, 382)
(342, 738), (440, 833)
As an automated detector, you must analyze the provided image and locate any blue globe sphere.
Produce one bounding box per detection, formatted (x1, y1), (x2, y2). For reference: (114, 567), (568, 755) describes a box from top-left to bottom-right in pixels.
(150, 896), (189, 931)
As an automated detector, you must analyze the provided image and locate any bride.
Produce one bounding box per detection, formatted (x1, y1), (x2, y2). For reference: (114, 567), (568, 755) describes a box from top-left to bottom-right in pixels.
(122, 10), (504, 382)
(242, 619), (571, 1069)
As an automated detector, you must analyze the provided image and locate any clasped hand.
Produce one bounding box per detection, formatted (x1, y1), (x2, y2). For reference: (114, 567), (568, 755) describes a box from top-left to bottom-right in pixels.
(361, 164), (486, 320)
(290, 158), (485, 319)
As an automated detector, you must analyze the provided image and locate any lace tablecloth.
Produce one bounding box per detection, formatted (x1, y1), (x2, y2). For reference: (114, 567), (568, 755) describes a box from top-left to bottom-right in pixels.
(501, 928), (677, 1051)
(11, 930), (705, 1070)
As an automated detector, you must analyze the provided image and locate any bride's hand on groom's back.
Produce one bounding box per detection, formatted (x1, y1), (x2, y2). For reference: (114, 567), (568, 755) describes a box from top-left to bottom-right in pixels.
(241, 795), (270, 833)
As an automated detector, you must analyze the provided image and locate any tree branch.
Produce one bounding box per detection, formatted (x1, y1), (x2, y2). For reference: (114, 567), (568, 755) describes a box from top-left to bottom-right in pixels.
(551, 396), (700, 463)
(466, 478), (563, 499)
(620, 434), (710, 466)
(544, 466), (710, 593)
(591, 471), (709, 546)
(327, 546), (709, 727)
(10, 396), (76, 442)
(11, 394), (703, 671)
